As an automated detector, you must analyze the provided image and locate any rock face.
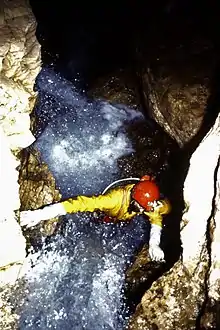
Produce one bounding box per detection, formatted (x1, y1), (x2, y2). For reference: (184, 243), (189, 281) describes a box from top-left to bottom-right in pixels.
(19, 150), (61, 238)
(0, 0), (41, 285)
(0, 126), (26, 276)
(139, 38), (214, 148)
(127, 113), (220, 329)
(141, 67), (209, 147)
(88, 69), (140, 109)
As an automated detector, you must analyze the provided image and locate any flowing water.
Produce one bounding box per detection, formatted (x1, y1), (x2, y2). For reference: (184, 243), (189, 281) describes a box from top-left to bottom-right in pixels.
(9, 68), (173, 329)
(17, 214), (149, 330)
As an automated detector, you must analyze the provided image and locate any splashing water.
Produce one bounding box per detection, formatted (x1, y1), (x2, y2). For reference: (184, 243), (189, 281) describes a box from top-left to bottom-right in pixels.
(15, 68), (171, 329)
(34, 68), (147, 197)
(17, 214), (149, 329)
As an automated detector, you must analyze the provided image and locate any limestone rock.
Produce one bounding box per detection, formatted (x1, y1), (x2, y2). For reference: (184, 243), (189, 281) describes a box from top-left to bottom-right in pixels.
(0, 0), (41, 153)
(0, 126), (26, 273)
(0, 0), (41, 95)
(125, 244), (166, 310)
(0, 0), (41, 287)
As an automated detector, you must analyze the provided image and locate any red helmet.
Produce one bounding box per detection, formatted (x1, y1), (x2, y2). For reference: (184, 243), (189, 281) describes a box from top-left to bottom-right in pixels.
(132, 175), (160, 211)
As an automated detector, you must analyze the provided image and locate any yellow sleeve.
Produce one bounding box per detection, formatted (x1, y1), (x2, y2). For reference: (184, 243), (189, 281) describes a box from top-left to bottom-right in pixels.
(158, 199), (171, 215)
(144, 199), (171, 227)
(61, 193), (117, 214)
(144, 210), (163, 227)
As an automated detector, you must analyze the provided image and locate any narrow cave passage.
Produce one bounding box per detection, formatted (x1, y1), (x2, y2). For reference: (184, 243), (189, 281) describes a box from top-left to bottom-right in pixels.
(15, 1), (220, 329)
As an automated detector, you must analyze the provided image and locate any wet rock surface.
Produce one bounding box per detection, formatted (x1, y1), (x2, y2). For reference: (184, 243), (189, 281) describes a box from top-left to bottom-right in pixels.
(134, 3), (219, 149)
(127, 258), (209, 330)
(141, 65), (210, 147)
(0, 126), (26, 274)
(0, 0), (41, 152)
(88, 69), (140, 109)
(19, 149), (61, 238)
(125, 244), (166, 312)
(138, 37), (216, 148)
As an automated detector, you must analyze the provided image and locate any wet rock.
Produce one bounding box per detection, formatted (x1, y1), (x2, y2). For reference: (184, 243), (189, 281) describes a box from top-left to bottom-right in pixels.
(0, 286), (19, 330)
(128, 258), (209, 330)
(200, 298), (220, 330)
(125, 244), (166, 311)
(140, 41), (212, 147)
(19, 149), (61, 237)
(127, 113), (220, 329)
(88, 69), (140, 109)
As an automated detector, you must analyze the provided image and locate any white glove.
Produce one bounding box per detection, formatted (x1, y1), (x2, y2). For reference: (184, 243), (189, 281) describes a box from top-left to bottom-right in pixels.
(20, 203), (67, 228)
(149, 244), (165, 262)
(20, 209), (44, 228)
(149, 223), (165, 262)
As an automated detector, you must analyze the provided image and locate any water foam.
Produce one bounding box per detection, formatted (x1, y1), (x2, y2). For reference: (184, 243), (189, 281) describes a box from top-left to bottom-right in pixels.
(17, 214), (149, 330)
(34, 69), (144, 197)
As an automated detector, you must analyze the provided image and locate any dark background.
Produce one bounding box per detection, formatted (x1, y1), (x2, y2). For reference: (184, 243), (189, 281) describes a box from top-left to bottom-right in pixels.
(29, 1), (220, 88)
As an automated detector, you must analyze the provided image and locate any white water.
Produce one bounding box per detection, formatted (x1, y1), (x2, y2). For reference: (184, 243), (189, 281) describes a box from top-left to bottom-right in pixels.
(17, 214), (149, 329)
(34, 68), (145, 197)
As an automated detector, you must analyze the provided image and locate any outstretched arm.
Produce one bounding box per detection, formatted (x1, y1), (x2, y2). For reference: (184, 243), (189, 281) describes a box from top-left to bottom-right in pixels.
(20, 193), (116, 228)
(20, 202), (67, 228)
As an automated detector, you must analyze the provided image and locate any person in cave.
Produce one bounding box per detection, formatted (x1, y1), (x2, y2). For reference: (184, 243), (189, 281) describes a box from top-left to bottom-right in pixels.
(20, 175), (171, 262)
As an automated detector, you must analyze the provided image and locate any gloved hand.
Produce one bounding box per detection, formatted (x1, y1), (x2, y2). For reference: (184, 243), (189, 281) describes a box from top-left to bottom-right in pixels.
(20, 203), (67, 228)
(149, 244), (165, 262)
(155, 199), (171, 215)
(20, 209), (45, 228)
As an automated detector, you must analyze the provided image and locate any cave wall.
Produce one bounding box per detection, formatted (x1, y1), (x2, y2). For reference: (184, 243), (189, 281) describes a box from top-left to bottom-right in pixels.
(0, 0), (41, 285)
